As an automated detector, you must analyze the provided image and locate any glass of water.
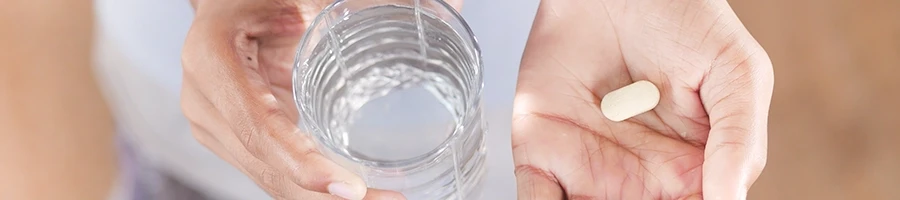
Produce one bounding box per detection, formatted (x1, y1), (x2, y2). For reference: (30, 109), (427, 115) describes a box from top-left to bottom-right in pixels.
(292, 0), (486, 199)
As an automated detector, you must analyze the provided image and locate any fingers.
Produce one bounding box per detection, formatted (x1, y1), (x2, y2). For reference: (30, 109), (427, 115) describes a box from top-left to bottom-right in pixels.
(193, 78), (369, 197)
(191, 127), (328, 200)
(698, 37), (774, 199)
(182, 24), (367, 200)
(193, 123), (403, 200)
(514, 165), (565, 200)
(182, 85), (337, 199)
(184, 83), (408, 200)
(209, 41), (368, 199)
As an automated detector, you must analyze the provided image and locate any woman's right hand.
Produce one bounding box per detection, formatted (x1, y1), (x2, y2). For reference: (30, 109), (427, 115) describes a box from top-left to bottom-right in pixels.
(180, 0), (416, 199)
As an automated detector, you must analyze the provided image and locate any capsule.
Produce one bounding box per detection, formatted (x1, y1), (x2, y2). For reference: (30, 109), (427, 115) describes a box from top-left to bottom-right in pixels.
(600, 80), (660, 122)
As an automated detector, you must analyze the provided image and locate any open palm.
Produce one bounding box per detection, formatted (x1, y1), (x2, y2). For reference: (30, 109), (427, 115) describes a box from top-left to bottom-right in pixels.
(511, 1), (773, 199)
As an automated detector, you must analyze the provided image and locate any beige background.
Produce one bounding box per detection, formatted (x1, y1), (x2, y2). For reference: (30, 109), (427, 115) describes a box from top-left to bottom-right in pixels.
(732, 0), (900, 199)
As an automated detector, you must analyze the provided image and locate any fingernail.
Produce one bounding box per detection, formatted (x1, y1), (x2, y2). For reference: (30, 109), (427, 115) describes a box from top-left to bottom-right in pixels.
(328, 182), (363, 200)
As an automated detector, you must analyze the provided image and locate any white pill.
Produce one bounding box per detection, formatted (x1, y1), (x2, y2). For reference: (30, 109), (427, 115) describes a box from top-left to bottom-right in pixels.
(600, 80), (660, 122)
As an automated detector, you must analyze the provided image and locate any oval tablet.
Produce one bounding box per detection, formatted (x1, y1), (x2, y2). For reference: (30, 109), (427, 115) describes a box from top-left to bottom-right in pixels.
(600, 80), (660, 122)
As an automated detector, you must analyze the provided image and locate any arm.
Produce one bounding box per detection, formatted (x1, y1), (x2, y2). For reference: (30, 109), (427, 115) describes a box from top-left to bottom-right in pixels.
(0, 0), (118, 199)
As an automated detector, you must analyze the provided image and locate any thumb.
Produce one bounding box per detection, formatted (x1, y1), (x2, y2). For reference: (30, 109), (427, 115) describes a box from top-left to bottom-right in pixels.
(699, 38), (774, 199)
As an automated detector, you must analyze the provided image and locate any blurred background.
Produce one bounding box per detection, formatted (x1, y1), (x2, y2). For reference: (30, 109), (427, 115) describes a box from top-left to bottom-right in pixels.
(2, 0), (899, 199)
(732, 0), (900, 199)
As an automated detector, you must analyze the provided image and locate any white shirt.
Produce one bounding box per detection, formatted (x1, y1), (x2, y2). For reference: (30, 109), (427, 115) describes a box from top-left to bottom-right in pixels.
(91, 0), (538, 199)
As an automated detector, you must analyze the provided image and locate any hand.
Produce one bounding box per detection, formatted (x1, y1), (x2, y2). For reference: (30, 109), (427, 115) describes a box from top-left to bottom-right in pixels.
(511, 0), (773, 200)
(180, 0), (461, 199)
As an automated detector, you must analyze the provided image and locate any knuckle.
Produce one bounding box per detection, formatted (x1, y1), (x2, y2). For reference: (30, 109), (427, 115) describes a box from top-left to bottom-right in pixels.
(297, 144), (321, 163)
(297, 135), (320, 155)
(237, 123), (266, 156)
(179, 85), (206, 124)
(190, 126), (214, 145)
(289, 134), (325, 166)
(180, 44), (200, 76)
(181, 24), (208, 76)
(256, 168), (285, 197)
(240, 105), (296, 156)
(257, 105), (285, 124)
(283, 136), (323, 174)
(181, 102), (202, 124)
(236, 108), (280, 155)
(235, 110), (273, 154)
(179, 95), (197, 120)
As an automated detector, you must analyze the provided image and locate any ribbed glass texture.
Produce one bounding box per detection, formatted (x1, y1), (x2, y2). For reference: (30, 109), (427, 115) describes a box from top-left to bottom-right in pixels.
(292, 0), (486, 199)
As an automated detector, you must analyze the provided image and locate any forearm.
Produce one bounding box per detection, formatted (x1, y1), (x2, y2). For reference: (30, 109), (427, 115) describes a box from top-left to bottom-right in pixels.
(0, 0), (118, 199)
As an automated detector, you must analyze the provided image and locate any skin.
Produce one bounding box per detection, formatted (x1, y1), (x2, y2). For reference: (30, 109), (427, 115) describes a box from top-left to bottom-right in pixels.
(511, 0), (773, 200)
(0, 0), (770, 199)
(0, 0), (118, 199)
(181, 0), (461, 199)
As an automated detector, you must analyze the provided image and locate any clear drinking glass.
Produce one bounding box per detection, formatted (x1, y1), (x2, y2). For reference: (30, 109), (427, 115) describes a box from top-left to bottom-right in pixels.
(291, 0), (486, 199)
